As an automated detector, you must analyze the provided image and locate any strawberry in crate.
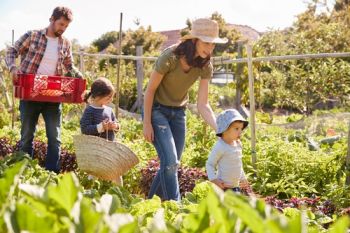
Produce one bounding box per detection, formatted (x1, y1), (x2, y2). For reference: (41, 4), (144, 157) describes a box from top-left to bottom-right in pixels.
(39, 89), (64, 97)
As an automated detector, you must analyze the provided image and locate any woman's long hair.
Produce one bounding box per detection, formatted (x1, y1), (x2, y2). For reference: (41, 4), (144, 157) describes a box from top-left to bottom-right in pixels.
(173, 39), (211, 68)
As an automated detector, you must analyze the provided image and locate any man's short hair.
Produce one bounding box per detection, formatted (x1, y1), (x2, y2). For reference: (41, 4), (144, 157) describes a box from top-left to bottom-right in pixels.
(51, 6), (73, 22)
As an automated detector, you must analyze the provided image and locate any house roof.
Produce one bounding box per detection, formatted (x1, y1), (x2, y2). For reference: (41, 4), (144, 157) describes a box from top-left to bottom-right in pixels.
(159, 30), (182, 50)
(158, 24), (261, 50)
(226, 23), (261, 41)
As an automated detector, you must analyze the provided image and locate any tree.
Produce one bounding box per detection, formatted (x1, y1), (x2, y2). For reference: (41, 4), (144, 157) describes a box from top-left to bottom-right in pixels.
(92, 31), (120, 52)
(253, 1), (350, 113)
(210, 12), (241, 55)
(91, 26), (165, 69)
(122, 26), (165, 56)
(334, 0), (350, 11)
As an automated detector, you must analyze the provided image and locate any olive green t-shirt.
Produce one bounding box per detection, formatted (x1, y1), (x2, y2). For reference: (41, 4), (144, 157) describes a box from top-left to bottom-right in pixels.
(154, 45), (213, 107)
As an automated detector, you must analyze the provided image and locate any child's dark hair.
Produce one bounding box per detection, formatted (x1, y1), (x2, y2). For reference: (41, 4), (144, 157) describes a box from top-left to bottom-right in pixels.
(83, 77), (114, 103)
(173, 39), (211, 68)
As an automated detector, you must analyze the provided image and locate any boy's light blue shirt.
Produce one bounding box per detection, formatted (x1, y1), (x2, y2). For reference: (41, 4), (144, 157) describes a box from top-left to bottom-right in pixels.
(206, 138), (246, 187)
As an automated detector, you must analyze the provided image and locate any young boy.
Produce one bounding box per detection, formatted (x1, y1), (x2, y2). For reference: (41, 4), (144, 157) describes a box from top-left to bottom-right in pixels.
(206, 109), (252, 194)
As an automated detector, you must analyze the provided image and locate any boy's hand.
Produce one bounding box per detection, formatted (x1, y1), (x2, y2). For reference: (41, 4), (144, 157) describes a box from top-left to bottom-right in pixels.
(110, 121), (120, 131)
(240, 180), (255, 196)
(210, 179), (226, 189)
(102, 119), (109, 131)
(103, 119), (120, 131)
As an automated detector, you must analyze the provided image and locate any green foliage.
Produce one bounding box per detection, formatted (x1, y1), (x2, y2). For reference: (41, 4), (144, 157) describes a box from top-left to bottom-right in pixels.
(210, 12), (242, 54)
(182, 111), (216, 168)
(1, 155), (350, 232)
(129, 195), (161, 218)
(0, 103), (11, 128)
(249, 126), (347, 201)
(92, 31), (120, 52)
(256, 112), (273, 124)
(93, 26), (165, 68)
(286, 113), (304, 123)
(253, 2), (350, 112)
(184, 181), (211, 203)
(122, 26), (166, 56)
(1, 4), (350, 230)
(85, 25), (164, 111)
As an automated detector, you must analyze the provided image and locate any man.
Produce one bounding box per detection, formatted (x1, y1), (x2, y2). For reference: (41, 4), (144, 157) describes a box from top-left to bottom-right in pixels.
(5, 6), (82, 173)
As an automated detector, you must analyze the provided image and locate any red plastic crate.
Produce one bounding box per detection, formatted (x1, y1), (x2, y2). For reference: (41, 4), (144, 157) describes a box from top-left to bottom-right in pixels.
(14, 74), (86, 103)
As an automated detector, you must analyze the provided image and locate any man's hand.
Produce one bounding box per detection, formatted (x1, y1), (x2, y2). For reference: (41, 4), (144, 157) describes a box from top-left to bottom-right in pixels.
(10, 67), (18, 83)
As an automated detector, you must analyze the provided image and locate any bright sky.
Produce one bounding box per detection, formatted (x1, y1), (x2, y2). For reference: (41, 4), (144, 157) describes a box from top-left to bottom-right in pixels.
(0, 0), (334, 50)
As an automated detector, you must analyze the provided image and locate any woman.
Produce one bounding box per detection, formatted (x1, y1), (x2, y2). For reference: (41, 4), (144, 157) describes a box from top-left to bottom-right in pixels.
(143, 18), (227, 201)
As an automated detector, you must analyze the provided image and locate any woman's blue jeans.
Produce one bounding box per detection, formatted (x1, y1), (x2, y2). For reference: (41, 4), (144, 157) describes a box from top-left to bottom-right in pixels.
(19, 100), (62, 173)
(147, 103), (186, 201)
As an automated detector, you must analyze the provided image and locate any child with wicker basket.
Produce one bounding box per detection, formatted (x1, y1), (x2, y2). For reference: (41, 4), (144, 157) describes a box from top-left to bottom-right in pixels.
(80, 77), (120, 141)
(75, 77), (139, 185)
(79, 77), (123, 184)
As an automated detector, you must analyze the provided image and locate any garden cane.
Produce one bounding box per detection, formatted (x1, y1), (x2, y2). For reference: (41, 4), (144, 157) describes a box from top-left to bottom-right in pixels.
(11, 29), (15, 129)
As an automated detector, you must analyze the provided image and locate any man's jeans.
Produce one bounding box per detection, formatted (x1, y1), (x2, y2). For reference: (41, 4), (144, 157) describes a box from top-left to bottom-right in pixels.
(19, 100), (62, 173)
(147, 103), (186, 201)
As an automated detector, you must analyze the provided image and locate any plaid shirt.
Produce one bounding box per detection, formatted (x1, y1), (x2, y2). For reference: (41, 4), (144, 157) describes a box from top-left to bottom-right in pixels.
(5, 28), (80, 76)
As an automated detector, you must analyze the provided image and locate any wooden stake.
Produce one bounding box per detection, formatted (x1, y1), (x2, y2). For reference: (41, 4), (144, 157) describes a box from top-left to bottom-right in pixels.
(346, 121), (350, 186)
(130, 45), (144, 112)
(115, 13), (123, 116)
(246, 44), (257, 170)
(11, 29), (15, 129)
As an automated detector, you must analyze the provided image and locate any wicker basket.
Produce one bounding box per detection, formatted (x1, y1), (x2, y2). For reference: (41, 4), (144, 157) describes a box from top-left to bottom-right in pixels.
(73, 135), (139, 184)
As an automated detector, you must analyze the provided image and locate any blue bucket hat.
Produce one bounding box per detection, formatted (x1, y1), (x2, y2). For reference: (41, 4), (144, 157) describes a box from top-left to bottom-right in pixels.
(216, 109), (248, 136)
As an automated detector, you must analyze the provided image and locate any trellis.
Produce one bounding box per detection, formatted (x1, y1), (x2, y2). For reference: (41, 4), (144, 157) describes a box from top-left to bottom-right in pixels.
(4, 46), (349, 177)
(72, 47), (350, 185)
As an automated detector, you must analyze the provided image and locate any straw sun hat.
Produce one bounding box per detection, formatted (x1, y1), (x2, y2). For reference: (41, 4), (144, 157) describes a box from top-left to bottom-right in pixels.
(73, 134), (139, 184)
(181, 18), (228, 44)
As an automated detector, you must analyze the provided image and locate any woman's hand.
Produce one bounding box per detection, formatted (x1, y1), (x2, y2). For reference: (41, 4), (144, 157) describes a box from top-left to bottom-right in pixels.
(197, 79), (217, 131)
(143, 71), (163, 143)
(143, 122), (154, 142)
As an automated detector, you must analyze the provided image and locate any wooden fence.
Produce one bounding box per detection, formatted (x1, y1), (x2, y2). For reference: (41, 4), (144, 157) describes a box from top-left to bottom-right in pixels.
(2, 45), (348, 183)
(73, 46), (350, 184)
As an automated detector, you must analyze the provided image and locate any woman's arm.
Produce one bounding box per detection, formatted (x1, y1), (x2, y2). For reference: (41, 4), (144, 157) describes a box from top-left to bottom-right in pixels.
(197, 78), (217, 131)
(143, 70), (164, 142)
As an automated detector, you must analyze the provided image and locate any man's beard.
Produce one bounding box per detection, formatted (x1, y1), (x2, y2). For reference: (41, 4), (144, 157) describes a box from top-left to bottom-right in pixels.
(54, 31), (63, 37)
